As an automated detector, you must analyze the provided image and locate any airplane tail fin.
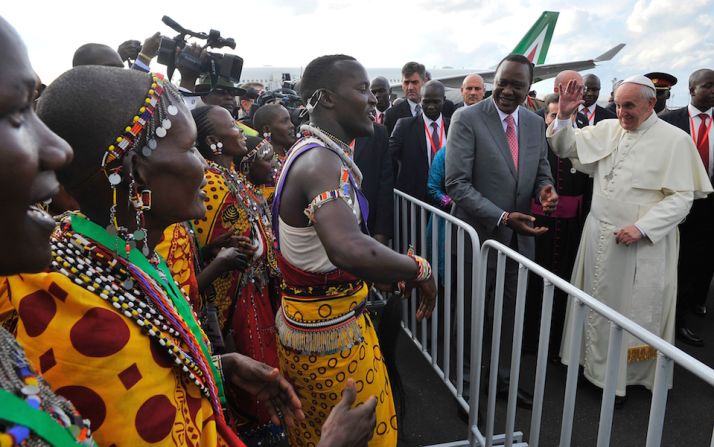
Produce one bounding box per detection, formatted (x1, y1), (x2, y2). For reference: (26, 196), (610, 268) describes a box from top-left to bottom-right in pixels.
(511, 11), (559, 65)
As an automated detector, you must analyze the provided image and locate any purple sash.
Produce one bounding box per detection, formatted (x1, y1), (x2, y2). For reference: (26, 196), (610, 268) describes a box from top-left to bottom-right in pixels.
(271, 141), (370, 248)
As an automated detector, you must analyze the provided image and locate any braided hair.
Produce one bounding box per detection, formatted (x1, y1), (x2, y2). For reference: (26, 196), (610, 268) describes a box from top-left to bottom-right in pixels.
(191, 105), (219, 160)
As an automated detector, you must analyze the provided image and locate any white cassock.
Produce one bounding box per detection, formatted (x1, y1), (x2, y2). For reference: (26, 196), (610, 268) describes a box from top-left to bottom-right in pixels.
(546, 112), (713, 395)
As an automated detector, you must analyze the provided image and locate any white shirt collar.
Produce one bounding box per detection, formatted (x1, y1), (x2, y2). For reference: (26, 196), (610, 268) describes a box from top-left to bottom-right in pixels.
(408, 99), (421, 115)
(422, 113), (443, 128)
(494, 98), (519, 126)
(688, 103), (713, 118)
(579, 103), (596, 113)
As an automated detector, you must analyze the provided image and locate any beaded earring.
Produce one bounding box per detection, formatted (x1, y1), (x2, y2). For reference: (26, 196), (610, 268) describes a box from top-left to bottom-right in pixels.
(100, 73), (182, 258)
(263, 131), (271, 142)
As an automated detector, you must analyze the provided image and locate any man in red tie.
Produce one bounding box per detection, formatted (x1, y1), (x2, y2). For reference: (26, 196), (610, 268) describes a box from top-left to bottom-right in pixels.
(389, 80), (449, 204)
(446, 55), (558, 409)
(580, 74), (616, 126)
(661, 68), (714, 346)
(370, 76), (391, 125)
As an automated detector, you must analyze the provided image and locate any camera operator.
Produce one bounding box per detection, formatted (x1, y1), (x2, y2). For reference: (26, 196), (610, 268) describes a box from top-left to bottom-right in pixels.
(238, 87), (260, 127)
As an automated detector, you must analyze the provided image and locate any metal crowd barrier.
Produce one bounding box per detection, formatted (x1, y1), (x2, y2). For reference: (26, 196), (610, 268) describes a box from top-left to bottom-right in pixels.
(392, 190), (714, 447)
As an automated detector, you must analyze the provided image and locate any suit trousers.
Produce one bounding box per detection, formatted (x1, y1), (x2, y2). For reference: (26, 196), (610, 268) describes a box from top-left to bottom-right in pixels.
(455, 234), (520, 384)
(677, 198), (714, 326)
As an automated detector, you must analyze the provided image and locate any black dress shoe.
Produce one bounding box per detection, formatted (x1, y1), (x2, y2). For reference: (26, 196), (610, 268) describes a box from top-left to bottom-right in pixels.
(677, 327), (704, 347)
(496, 384), (533, 409)
(693, 305), (707, 317)
(614, 395), (627, 409)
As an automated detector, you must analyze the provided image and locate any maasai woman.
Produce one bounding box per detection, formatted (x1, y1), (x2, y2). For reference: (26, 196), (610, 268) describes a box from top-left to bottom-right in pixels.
(273, 55), (437, 446)
(190, 106), (282, 443)
(0, 17), (96, 447)
(251, 104), (296, 203)
(1, 65), (302, 446)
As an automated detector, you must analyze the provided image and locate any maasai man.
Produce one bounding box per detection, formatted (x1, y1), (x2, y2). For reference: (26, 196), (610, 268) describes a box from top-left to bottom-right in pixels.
(549, 76), (713, 401)
(272, 54), (437, 446)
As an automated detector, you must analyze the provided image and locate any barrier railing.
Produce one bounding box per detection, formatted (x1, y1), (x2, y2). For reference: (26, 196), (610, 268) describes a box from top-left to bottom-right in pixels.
(392, 189), (481, 416)
(392, 190), (714, 447)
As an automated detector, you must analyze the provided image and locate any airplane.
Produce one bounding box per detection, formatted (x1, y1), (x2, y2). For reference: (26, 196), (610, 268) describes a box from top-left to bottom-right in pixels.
(238, 11), (625, 102)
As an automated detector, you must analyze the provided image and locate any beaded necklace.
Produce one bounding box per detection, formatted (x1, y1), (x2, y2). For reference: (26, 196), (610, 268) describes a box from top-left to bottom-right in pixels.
(0, 329), (95, 447)
(50, 214), (225, 414)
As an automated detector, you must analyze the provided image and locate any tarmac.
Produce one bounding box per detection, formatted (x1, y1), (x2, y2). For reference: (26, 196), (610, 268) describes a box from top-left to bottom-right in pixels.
(396, 288), (714, 446)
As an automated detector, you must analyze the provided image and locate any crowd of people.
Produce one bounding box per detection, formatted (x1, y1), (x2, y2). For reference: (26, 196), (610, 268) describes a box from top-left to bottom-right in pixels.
(1, 12), (713, 447)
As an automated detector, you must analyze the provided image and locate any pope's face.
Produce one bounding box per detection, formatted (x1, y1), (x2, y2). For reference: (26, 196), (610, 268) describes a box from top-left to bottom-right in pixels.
(615, 83), (656, 131)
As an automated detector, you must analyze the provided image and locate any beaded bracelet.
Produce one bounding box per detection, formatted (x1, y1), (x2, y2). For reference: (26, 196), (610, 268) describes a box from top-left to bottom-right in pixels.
(406, 246), (432, 282)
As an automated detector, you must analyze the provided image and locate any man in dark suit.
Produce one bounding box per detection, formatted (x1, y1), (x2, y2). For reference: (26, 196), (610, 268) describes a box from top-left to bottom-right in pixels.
(390, 80), (449, 204)
(370, 76), (391, 126)
(354, 122), (394, 245)
(384, 62), (425, 136)
(660, 68), (714, 347)
(446, 54), (558, 409)
(580, 74), (617, 125)
(454, 73), (486, 110)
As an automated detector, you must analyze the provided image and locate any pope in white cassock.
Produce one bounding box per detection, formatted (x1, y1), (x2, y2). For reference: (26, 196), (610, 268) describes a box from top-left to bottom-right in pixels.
(546, 75), (713, 396)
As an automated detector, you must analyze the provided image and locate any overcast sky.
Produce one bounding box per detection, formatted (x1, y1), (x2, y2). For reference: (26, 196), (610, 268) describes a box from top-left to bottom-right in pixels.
(5, 0), (713, 106)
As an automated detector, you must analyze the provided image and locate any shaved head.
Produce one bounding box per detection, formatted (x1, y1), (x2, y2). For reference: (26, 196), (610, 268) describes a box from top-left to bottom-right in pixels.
(554, 70), (583, 94)
(72, 43), (124, 68)
(460, 73), (485, 105)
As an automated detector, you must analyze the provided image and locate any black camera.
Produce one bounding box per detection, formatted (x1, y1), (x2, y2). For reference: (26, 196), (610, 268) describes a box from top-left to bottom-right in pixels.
(157, 16), (243, 87)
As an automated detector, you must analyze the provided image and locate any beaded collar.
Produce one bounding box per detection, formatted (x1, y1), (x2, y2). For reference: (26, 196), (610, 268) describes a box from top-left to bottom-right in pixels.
(50, 213), (225, 414)
(0, 329), (95, 446)
(299, 124), (363, 186)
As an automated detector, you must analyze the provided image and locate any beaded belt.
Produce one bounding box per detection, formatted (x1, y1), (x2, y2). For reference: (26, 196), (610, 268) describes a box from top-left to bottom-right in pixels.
(275, 299), (367, 355)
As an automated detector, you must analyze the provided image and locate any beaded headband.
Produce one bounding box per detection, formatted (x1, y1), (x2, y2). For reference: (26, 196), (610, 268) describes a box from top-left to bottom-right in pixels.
(101, 73), (182, 186)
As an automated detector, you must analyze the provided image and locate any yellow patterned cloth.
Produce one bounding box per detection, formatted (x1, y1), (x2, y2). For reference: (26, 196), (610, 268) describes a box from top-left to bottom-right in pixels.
(0, 272), (235, 447)
(156, 223), (203, 311)
(275, 259), (397, 447)
(0, 214), (245, 447)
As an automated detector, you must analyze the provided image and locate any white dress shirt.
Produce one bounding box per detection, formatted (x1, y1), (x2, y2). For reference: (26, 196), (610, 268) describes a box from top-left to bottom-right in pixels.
(494, 100), (520, 225)
(579, 103), (597, 126)
(688, 104), (714, 177)
(408, 99), (421, 116)
(422, 114), (444, 168)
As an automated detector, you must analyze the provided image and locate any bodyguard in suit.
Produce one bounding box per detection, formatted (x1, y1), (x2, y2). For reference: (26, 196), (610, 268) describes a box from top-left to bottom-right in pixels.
(445, 54), (558, 408)
(370, 76), (391, 125)
(454, 73), (486, 110)
(579, 74), (616, 125)
(660, 68), (714, 346)
(354, 122), (394, 245)
(384, 62), (426, 136)
(390, 80), (449, 204)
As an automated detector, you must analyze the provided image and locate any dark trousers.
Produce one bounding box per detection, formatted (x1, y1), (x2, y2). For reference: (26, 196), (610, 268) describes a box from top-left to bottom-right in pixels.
(676, 198), (714, 327)
(457, 235), (520, 383)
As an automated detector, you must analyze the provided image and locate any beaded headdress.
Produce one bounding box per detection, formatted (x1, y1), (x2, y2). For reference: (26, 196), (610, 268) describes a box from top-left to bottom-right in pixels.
(101, 72), (184, 257)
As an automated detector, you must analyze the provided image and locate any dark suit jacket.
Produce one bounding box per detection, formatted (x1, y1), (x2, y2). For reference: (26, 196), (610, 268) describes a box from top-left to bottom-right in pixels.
(535, 109), (589, 128)
(384, 100), (413, 136)
(585, 104), (616, 124)
(445, 99), (553, 260)
(389, 114), (449, 204)
(661, 107), (714, 203)
(442, 99), (456, 119)
(354, 123), (394, 238)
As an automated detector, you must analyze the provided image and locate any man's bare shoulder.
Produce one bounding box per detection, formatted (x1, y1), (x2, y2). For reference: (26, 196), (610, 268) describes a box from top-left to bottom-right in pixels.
(289, 145), (343, 184)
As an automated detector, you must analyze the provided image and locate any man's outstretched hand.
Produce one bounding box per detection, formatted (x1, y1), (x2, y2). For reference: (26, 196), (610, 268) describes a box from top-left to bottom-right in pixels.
(221, 353), (304, 427)
(318, 379), (377, 447)
(506, 212), (548, 236)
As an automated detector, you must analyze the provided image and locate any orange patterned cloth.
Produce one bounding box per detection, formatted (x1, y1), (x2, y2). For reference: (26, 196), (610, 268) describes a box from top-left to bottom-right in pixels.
(156, 222), (203, 311)
(0, 217), (244, 447)
(193, 164), (279, 428)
